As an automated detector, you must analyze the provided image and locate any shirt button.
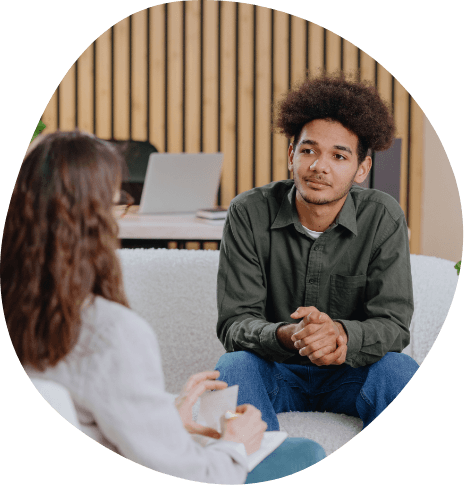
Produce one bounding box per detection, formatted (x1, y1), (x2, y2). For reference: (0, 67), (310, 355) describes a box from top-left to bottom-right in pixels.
(309, 279), (315, 284)
(313, 246), (319, 251)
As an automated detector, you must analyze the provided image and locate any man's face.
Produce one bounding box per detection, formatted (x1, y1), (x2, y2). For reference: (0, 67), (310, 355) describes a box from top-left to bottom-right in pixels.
(288, 119), (371, 208)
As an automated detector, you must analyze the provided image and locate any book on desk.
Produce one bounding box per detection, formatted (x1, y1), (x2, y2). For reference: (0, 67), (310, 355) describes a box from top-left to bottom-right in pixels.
(195, 207), (227, 225)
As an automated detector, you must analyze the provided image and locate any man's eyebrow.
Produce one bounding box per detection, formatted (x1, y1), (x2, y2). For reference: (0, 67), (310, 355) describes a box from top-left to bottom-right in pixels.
(299, 139), (353, 155)
(298, 139), (318, 146)
(334, 145), (353, 155)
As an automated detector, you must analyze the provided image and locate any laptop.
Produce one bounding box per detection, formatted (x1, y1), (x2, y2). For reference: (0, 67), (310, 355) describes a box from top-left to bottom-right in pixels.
(139, 153), (223, 214)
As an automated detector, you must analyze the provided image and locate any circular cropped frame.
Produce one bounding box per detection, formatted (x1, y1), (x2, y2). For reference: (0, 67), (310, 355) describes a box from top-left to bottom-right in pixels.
(0, 0), (464, 484)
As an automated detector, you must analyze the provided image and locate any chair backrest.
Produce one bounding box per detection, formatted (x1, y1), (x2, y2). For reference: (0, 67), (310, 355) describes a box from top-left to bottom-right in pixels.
(30, 378), (80, 428)
(104, 139), (158, 205)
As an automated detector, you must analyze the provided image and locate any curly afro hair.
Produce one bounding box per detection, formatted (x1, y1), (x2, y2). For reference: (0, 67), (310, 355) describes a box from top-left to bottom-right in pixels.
(275, 73), (395, 162)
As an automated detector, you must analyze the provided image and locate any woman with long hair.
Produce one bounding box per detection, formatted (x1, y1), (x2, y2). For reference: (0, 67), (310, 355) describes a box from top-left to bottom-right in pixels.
(1, 131), (325, 483)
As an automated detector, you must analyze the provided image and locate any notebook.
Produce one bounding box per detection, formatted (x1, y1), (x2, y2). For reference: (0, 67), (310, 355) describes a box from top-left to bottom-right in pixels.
(139, 153), (223, 214)
(196, 386), (288, 472)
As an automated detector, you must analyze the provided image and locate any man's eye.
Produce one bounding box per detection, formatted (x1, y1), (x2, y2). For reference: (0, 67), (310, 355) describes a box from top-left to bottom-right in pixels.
(334, 154), (346, 160)
(302, 148), (314, 154)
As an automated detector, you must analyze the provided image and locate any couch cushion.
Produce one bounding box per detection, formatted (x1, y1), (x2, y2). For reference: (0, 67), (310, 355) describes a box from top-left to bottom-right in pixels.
(278, 411), (363, 455)
(408, 255), (458, 364)
(119, 249), (224, 394)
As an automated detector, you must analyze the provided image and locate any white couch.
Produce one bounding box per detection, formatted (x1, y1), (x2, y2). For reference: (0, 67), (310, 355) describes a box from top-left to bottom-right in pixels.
(116, 249), (459, 455)
(32, 249), (459, 457)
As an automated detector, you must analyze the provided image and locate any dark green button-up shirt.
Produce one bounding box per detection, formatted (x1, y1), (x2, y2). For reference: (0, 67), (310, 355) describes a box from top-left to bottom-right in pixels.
(217, 180), (413, 368)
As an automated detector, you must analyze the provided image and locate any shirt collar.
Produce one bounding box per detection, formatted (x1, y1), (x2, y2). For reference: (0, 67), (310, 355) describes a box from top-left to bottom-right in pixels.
(271, 184), (358, 236)
(335, 191), (358, 236)
(271, 185), (300, 230)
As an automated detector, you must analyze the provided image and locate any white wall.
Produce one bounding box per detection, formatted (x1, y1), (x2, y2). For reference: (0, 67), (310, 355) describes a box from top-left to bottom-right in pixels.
(420, 116), (463, 263)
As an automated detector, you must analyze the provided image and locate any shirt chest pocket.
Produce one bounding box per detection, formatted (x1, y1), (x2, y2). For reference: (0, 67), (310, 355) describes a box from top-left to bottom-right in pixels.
(329, 274), (367, 320)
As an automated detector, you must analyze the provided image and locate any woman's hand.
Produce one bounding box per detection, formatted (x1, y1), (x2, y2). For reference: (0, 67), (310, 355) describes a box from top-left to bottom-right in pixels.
(222, 404), (267, 455)
(175, 370), (227, 439)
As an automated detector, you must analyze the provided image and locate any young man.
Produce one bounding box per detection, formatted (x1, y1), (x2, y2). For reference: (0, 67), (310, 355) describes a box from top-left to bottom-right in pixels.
(215, 74), (419, 431)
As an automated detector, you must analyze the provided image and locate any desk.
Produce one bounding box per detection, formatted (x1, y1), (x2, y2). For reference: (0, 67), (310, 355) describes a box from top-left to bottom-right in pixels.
(115, 206), (225, 248)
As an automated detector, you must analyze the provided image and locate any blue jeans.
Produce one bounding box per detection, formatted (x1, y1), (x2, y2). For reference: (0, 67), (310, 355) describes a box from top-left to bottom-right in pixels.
(245, 437), (325, 483)
(215, 351), (419, 431)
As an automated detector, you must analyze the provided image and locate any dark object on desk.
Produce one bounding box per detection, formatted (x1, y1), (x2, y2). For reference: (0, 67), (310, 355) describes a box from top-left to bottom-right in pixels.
(120, 239), (220, 250)
(355, 138), (402, 203)
(105, 139), (158, 205)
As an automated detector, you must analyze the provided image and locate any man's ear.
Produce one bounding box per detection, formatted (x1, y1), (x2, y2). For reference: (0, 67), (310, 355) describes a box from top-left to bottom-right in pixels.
(354, 156), (372, 184)
(288, 144), (294, 172)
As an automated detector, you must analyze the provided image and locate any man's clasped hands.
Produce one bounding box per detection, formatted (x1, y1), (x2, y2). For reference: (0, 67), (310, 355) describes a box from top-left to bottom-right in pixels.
(278, 306), (348, 366)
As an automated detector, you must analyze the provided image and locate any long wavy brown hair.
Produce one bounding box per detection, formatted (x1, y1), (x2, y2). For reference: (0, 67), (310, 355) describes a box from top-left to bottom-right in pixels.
(1, 130), (129, 371)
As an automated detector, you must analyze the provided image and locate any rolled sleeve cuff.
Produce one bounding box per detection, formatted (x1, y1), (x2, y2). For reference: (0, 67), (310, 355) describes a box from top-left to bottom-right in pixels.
(260, 322), (297, 363)
(336, 319), (363, 367)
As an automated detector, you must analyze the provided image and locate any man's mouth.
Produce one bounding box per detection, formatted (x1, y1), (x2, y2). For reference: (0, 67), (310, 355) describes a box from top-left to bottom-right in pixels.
(304, 178), (330, 187)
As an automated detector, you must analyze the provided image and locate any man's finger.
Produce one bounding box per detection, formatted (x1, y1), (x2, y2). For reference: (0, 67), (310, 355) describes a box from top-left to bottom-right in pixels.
(302, 309), (322, 325)
(293, 320), (338, 344)
(333, 343), (347, 365)
(311, 344), (345, 366)
(291, 322), (323, 342)
(294, 334), (336, 353)
(290, 306), (317, 320)
(337, 334), (347, 346)
(302, 344), (335, 359)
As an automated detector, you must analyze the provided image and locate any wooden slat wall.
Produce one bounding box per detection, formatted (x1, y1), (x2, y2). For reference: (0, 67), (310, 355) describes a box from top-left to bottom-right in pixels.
(40, 0), (424, 253)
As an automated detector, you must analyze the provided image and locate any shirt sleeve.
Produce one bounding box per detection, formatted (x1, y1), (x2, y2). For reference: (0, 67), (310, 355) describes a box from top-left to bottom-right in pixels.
(217, 203), (297, 362)
(337, 213), (414, 368)
(82, 310), (248, 484)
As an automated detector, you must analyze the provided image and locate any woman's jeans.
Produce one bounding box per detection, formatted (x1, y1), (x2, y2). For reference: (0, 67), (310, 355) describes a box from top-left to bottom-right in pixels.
(216, 351), (419, 431)
(245, 437), (326, 483)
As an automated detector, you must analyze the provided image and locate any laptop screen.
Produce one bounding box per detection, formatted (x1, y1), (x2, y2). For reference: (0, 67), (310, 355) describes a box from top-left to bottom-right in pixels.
(139, 153), (223, 214)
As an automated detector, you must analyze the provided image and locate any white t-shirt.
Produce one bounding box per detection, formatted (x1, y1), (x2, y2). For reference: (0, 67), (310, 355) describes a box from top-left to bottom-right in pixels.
(302, 225), (323, 239)
(26, 296), (247, 483)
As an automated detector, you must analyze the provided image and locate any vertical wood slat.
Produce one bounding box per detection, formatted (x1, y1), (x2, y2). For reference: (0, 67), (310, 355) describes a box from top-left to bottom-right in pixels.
(408, 99), (424, 254)
(59, 65), (76, 131)
(113, 17), (130, 139)
(290, 16), (307, 87)
(167, 2), (184, 153)
(185, 0), (201, 152)
(377, 64), (392, 110)
(308, 22), (324, 76)
(272, 10), (290, 182)
(219, 1), (237, 206)
(342, 39), (358, 79)
(255, 6), (272, 188)
(203, 0), (219, 154)
(394, 78), (409, 214)
(325, 29), (341, 74)
(95, 28), (112, 139)
(131, 9), (148, 141)
(149, 5), (166, 152)
(41, 90), (58, 134)
(237, 2), (254, 194)
(360, 50), (375, 84)
(77, 44), (94, 133)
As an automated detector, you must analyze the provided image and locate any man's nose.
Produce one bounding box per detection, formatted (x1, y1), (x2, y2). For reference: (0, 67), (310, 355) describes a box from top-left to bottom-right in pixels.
(310, 156), (329, 172)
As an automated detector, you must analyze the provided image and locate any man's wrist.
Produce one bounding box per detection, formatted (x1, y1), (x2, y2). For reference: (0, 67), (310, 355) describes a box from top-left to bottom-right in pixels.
(276, 323), (299, 351)
(333, 320), (348, 343)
